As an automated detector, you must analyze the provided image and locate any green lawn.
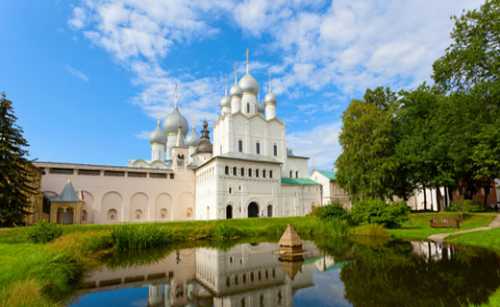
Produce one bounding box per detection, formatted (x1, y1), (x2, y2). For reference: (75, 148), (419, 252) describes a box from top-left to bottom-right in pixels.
(447, 228), (500, 254)
(387, 212), (497, 240)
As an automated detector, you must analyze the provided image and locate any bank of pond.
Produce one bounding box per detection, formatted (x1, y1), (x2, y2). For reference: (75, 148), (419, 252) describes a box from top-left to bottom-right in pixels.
(0, 215), (499, 306)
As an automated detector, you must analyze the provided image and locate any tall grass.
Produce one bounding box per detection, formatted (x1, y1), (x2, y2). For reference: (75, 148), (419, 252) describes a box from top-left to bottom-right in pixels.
(111, 224), (174, 252)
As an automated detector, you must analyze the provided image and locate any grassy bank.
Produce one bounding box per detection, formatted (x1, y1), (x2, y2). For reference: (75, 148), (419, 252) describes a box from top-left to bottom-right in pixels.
(0, 216), (336, 306)
(387, 212), (496, 240)
(447, 228), (500, 254)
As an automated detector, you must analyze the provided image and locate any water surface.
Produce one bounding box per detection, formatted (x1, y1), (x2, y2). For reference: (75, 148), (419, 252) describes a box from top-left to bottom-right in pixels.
(70, 239), (500, 307)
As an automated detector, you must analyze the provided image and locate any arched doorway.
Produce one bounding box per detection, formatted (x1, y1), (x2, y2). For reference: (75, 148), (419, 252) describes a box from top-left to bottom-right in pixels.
(226, 205), (233, 219)
(267, 205), (273, 217)
(248, 202), (259, 218)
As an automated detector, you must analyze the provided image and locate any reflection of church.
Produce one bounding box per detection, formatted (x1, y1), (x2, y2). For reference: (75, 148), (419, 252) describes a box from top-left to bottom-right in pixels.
(76, 242), (326, 307)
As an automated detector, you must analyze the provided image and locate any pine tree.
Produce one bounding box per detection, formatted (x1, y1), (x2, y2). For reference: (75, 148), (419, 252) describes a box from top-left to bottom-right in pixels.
(0, 93), (36, 226)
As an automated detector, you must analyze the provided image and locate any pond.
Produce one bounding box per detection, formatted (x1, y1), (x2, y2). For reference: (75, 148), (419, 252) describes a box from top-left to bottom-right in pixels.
(69, 239), (500, 307)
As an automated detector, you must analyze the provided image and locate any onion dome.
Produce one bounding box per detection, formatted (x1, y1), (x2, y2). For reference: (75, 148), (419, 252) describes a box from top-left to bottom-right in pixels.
(264, 92), (276, 104)
(239, 74), (259, 94)
(230, 83), (242, 96)
(220, 95), (230, 108)
(164, 107), (189, 136)
(150, 120), (166, 144)
(196, 120), (213, 154)
(185, 127), (199, 147)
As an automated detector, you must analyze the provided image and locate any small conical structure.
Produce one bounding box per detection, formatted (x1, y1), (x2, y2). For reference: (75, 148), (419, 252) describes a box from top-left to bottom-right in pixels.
(279, 224), (302, 248)
(280, 258), (303, 280)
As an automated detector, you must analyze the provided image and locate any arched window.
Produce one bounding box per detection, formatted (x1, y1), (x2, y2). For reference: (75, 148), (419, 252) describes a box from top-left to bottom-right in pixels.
(273, 144), (278, 156)
(247, 103), (250, 113)
(267, 205), (272, 217)
(107, 209), (117, 221)
(238, 140), (243, 152)
(256, 169), (260, 177)
(263, 169), (266, 178)
(233, 167), (237, 175)
(226, 277), (230, 287)
(296, 171), (299, 178)
(269, 170), (273, 178)
(248, 168), (252, 177)
(260, 295), (264, 307)
(240, 167), (245, 176)
(229, 187), (232, 194)
(225, 166), (229, 175)
(256, 142), (260, 154)
(289, 170), (293, 178)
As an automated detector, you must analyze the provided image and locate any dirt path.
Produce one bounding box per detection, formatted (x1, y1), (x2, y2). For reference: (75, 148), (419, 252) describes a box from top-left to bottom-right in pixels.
(428, 214), (500, 243)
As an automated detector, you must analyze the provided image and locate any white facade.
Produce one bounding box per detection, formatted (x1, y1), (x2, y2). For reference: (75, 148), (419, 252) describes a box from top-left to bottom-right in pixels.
(37, 52), (322, 224)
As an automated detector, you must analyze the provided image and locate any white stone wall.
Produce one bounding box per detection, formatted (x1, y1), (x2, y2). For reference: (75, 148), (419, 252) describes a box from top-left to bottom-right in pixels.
(283, 157), (308, 179)
(280, 184), (322, 216)
(36, 162), (195, 224)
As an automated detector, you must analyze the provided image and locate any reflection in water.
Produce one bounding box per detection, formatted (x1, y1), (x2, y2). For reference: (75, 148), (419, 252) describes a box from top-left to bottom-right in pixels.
(70, 240), (500, 307)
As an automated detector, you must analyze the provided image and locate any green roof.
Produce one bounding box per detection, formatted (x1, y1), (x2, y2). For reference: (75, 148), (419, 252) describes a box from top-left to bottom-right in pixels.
(281, 177), (320, 186)
(318, 170), (336, 181)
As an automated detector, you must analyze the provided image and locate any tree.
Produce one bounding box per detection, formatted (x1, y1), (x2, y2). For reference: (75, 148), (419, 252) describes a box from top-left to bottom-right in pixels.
(0, 93), (36, 226)
(433, 0), (499, 92)
(336, 87), (409, 200)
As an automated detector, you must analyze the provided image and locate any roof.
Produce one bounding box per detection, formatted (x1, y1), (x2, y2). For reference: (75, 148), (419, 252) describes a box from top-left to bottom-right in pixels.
(34, 161), (173, 173)
(287, 154), (309, 160)
(54, 180), (80, 203)
(317, 170), (336, 181)
(195, 153), (282, 169)
(281, 177), (320, 186)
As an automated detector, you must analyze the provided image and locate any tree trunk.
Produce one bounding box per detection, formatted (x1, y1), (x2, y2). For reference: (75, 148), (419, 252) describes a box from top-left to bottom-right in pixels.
(436, 188), (442, 211)
(483, 184), (490, 209)
(423, 184), (427, 211)
(444, 186), (449, 208)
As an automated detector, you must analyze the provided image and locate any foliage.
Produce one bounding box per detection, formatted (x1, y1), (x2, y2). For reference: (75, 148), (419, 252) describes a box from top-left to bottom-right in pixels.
(432, 0), (499, 92)
(211, 223), (245, 241)
(351, 199), (410, 228)
(27, 221), (63, 243)
(446, 200), (486, 212)
(311, 202), (351, 222)
(351, 224), (389, 238)
(0, 94), (37, 227)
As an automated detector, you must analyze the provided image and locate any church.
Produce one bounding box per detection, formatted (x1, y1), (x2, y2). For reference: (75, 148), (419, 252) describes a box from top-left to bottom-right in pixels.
(34, 51), (326, 224)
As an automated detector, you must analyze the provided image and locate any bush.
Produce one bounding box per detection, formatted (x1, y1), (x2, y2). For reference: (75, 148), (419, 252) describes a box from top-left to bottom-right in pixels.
(27, 221), (63, 243)
(312, 202), (351, 222)
(446, 200), (484, 212)
(351, 199), (410, 228)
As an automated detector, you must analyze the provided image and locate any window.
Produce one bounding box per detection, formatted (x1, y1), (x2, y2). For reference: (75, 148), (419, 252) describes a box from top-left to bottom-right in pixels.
(270, 170), (273, 178)
(256, 142), (260, 154)
(225, 166), (229, 175)
(238, 140), (243, 152)
(170, 173), (175, 179)
(247, 103), (250, 113)
(256, 169), (259, 177)
(248, 168), (252, 177)
(229, 187), (232, 194)
(273, 144), (278, 156)
(240, 167), (245, 176)
(296, 171), (299, 178)
(289, 170), (293, 178)
(233, 167), (237, 175)
(263, 170), (266, 178)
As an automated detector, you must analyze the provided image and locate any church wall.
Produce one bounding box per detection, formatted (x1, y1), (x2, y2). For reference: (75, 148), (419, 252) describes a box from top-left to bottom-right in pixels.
(36, 162), (195, 224)
(280, 185), (321, 216)
(195, 161), (218, 220)
(283, 156), (309, 179)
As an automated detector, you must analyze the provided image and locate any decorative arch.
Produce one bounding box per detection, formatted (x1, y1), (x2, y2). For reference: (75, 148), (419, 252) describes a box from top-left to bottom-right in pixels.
(180, 192), (194, 220)
(248, 202), (259, 218)
(155, 193), (172, 221)
(102, 191), (123, 223)
(130, 192), (149, 221)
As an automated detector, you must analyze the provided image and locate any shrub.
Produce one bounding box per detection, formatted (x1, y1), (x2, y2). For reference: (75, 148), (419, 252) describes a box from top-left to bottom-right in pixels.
(351, 199), (410, 228)
(312, 202), (351, 222)
(446, 200), (484, 212)
(27, 221), (63, 243)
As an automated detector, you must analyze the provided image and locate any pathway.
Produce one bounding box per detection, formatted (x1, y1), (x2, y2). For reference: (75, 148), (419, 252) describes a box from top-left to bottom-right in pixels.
(428, 214), (500, 243)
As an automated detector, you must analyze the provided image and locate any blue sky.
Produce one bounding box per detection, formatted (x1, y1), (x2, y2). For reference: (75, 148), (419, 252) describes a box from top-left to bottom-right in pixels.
(0, 0), (482, 169)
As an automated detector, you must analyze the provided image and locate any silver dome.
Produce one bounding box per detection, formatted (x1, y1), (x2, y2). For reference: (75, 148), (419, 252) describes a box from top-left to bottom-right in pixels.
(185, 127), (200, 147)
(264, 92), (276, 104)
(230, 84), (242, 96)
(150, 120), (166, 144)
(220, 95), (230, 107)
(164, 107), (189, 136)
(238, 74), (259, 94)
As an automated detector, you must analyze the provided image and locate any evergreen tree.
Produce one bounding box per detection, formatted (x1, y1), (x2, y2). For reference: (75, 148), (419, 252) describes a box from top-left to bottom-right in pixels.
(0, 93), (36, 226)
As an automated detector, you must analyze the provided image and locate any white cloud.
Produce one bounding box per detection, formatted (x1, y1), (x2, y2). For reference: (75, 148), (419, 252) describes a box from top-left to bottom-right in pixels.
(287, 121), (342, 170)
(65, 65), (89, 82)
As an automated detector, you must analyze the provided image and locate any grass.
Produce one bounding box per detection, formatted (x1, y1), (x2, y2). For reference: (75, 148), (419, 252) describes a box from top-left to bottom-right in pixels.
(447, 228), (500, 254)
(387, 212), (497, 240)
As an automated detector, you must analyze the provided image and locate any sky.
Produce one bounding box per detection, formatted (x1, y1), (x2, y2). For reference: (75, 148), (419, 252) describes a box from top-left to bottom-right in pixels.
(0, 0), (483, 169)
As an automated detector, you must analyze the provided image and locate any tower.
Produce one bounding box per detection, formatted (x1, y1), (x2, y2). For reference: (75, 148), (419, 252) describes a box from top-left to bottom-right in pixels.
(239, 49), (259, 115)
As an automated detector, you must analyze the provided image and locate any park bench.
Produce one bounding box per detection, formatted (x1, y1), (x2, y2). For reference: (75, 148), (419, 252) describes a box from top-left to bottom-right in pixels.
(430, 216), (461, 228)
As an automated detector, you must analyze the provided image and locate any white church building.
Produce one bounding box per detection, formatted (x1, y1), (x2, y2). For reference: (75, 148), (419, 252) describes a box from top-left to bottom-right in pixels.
(35, 52), (323, 224)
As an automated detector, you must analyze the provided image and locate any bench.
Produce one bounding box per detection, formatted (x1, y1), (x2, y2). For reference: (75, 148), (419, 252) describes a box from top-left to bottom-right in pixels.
(430, 216), (461, 228)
